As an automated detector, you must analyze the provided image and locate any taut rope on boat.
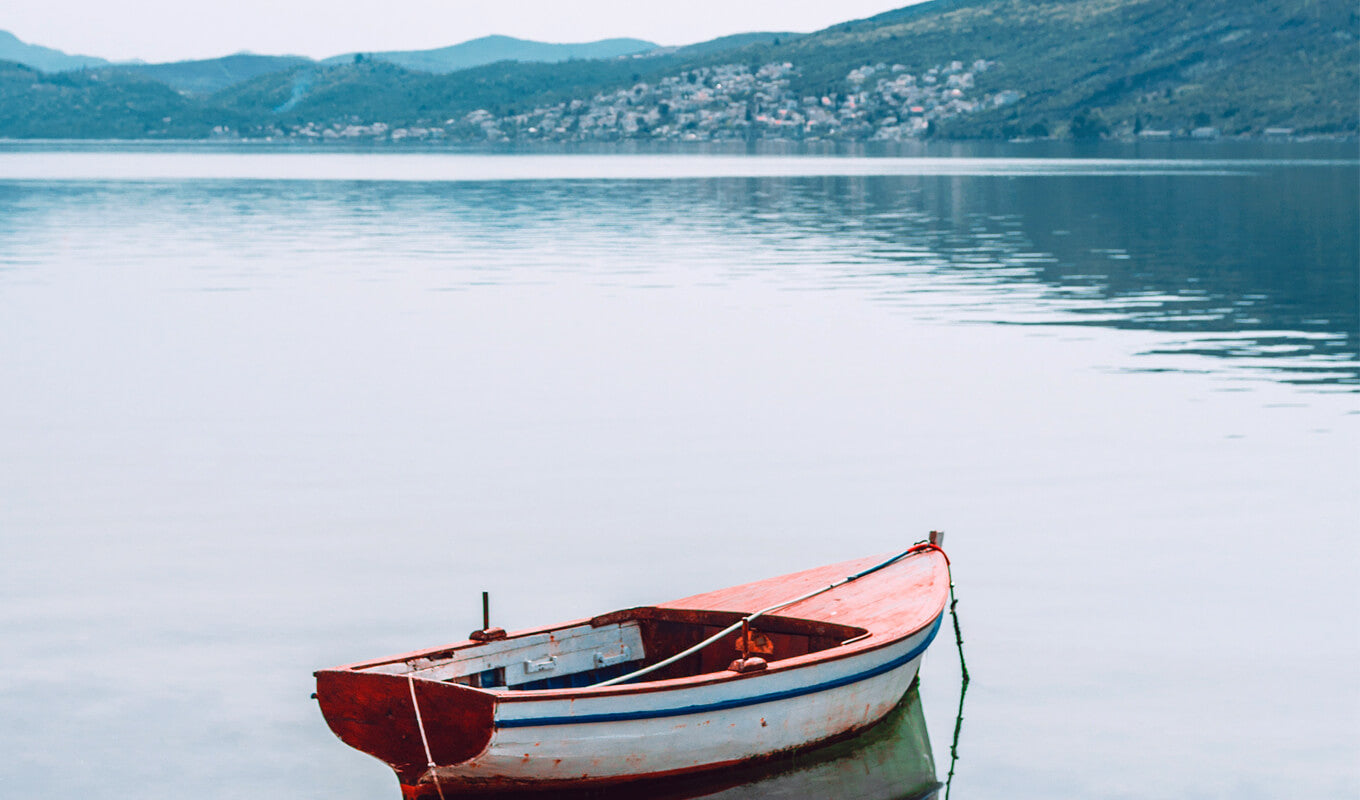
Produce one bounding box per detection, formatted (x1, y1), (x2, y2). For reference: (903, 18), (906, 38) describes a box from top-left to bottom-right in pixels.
(593, 540), (946, 688)
(406, 672), (447, 800)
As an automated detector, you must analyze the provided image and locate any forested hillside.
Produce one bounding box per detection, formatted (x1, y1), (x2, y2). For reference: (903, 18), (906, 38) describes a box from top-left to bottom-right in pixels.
(1, 0), (1354, 140)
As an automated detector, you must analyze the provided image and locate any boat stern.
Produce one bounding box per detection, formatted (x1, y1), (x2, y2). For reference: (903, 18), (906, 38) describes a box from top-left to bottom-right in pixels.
(315, 669), (496, 787)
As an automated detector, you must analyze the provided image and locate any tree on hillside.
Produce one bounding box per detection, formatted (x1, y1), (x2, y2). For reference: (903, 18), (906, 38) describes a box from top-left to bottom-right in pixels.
(1070, 108), (1108, 140)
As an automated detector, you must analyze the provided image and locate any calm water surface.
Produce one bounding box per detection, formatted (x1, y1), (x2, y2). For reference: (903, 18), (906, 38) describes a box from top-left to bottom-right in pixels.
(0, 144), (1356, 799)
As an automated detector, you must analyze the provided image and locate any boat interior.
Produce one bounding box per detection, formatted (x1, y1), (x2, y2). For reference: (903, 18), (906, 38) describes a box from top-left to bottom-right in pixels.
(362, 607), (868, 690)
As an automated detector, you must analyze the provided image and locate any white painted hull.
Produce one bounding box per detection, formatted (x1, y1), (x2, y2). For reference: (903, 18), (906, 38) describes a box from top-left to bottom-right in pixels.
(428, 614), (941, 786)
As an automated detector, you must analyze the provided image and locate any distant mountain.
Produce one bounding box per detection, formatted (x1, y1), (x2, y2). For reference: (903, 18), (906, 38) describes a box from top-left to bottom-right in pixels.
(210, 30), (807, 128)
(210, 56), (666, 127)
(2, 0), (1354, 140)
(0, 29), (108, 72)
(662, 32), (804, 58)
(0, 59), (250, 137)
(765, 0), (1359, 138)
(323, 35), (659, 73)
(109, 54), (314, 94)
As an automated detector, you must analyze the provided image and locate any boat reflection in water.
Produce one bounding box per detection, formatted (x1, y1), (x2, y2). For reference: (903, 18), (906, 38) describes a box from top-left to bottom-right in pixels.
(440, 681), (939, 800)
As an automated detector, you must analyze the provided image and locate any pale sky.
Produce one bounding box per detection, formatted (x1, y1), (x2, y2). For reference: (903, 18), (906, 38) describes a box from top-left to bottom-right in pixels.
(4, 1), (928, 63)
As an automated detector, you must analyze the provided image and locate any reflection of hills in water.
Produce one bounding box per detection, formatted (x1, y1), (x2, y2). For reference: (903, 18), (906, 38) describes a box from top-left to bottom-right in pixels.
(331, 161), (1356, 388)
(420, 160), (1354, 388)
(440, 682), (938, 800)
(695, 166), (1356, 389)
(899, 170), (1358, 389)
(3, 153), (1350, 387)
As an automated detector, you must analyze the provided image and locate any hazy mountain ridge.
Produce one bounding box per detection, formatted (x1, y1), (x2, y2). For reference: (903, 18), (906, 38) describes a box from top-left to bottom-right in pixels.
(0, 29), (108, 72)
(0, 30), (662, 96)
(322, 35), (659, 73)
(112, 54), (314, 95)
(658, 32), (805, 58)
(0, 60), (252, 137)
(208, 55), (676, 127)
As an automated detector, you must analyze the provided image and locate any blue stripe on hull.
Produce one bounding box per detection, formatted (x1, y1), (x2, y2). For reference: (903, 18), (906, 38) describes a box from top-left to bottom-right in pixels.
(496, 612), (943, 728)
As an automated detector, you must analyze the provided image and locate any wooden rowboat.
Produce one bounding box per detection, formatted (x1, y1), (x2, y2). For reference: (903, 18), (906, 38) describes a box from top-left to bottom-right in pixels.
(314, 540), (951, 798)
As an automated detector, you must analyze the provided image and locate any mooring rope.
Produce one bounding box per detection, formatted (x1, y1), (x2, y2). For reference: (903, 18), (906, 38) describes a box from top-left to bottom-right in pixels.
(593, 543), (942, 688)
(943, 578), (970, 800)
(406, 672), (447, 800)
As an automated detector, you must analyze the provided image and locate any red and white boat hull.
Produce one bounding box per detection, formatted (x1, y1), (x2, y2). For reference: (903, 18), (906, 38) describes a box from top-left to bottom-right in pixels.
(438, 614), (941, 788)
(315, 547), (952, 797)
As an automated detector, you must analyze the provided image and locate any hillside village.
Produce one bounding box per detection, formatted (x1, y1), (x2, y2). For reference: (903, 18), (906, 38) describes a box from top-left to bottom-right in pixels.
(283, 59), (1021, 143)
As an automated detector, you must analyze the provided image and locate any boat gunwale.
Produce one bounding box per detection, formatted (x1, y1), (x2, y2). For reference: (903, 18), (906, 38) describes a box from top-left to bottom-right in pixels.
(324, 549), (949, 702)
(489, 598), (946, 703)
(493, 612), (944, 726)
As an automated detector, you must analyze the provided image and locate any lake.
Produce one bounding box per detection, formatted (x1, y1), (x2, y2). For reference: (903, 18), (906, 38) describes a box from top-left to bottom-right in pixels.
(0, 141), (1356, 799)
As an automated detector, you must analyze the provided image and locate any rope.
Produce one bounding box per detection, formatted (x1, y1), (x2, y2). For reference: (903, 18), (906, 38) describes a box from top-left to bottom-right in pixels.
(592, 543), (941, 688)
(943, 578), (970, 800)
(406, 673), (447, 800)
